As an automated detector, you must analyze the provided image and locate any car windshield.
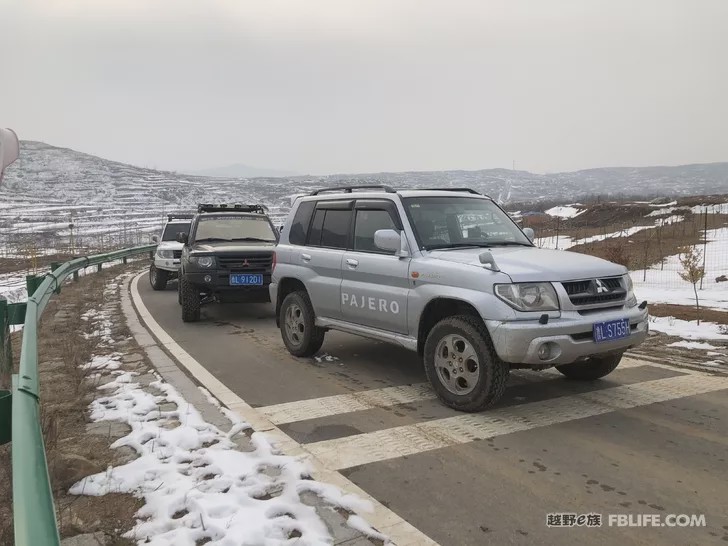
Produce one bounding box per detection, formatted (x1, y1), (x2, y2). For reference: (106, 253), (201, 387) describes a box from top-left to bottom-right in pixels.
(194, 215), (276, 242)
(161, 222), (191, 242)
(403, 196), (532, 250)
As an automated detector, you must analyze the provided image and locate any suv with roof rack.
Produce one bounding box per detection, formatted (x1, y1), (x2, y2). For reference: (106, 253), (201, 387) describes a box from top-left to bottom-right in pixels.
(271, 186), (649, 412)
(150, 213), (193, 290)
(177, 204), (278, 322)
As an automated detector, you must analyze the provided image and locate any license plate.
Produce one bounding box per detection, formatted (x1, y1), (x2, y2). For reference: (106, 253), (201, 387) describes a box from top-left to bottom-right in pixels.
(229, 274), (263, 286)
(593, 318), (630, 343)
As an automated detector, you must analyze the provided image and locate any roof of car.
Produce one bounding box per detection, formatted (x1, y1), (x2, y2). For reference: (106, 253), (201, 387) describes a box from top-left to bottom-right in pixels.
(299, 189), (492, 201)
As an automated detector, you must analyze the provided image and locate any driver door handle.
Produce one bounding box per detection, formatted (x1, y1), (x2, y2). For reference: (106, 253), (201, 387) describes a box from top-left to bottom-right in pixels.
(301, 253), (312, 262)
(346, 258), (359, 268)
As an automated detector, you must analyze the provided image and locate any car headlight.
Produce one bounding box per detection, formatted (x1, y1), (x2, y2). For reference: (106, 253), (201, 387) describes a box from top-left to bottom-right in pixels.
(623, 274), (638, 307)
(157, 249), (174, 259)
(190, 256), (214, 268)
(495, 283), (560, 312)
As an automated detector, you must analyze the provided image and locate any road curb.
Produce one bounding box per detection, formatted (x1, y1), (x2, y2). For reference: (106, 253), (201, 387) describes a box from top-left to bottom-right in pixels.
(125, 272), (439, 546)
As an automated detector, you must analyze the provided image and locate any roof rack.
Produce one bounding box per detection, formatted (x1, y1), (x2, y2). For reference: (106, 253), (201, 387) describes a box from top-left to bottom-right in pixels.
(310, 185), (396, 196)
(414, 188), (481, 195)
(197, 203), (268, 214)
(167, 213), (194, 221)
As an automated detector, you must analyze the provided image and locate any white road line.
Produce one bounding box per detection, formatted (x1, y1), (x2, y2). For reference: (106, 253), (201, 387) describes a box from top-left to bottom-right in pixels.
(305, 374), (727, 470)
(128, 273), (439, 546)
(260, 357), (653, 425)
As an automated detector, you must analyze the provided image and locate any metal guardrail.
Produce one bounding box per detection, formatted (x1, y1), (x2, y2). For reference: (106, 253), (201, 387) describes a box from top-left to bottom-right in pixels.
(0, 244), (155, 546)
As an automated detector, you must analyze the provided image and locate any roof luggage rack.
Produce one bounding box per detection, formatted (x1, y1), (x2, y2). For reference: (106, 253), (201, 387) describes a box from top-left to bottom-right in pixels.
(415, 188), (481, 195)
(197, 203), (268, 214)
(167, 213), (194, 221)
(310, 185), (396, 195)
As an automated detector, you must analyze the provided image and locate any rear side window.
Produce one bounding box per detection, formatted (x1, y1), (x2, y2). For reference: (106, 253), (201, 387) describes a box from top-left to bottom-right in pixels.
(320, 210), (352, 249)
(288, 201), (315, 245)
(308, 209), (325, 246)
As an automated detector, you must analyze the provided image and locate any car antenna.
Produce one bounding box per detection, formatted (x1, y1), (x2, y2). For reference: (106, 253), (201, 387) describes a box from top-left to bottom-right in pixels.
(479, 251), (500, 272)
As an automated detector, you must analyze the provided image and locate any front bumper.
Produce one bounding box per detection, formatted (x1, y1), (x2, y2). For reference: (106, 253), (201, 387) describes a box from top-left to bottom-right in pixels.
(153, 257), (181, 272)
(487, 306), (649, 366)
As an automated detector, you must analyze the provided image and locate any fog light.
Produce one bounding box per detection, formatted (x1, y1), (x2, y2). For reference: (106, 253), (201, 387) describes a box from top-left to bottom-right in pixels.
(537, 343), (551, 361)
(204, 275), (212, 283)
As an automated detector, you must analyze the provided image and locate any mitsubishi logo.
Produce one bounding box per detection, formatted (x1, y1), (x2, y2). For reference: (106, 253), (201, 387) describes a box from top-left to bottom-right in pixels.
(242, 259), (250, 268)
(595, 279), (609, 294)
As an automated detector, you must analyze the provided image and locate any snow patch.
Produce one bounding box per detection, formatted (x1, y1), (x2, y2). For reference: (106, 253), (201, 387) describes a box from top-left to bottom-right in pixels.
(648, 316), (728, 341)
(544, 205), (584, 219)
(666, 340), (719, 350)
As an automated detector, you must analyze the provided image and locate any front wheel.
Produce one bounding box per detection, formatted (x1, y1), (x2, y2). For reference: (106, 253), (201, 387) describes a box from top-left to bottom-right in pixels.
(149, 265), (169, 290)
(180, 278), (201, 322)
(279, 291), (325, 357)
(556, 353), (622, 380)
(423, 315), (509, 412)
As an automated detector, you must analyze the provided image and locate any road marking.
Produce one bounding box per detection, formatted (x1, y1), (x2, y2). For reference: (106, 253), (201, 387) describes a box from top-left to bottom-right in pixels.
(305, 374), (727, 470)
(260, 358), (652, 425)
(128, 273), (439, 546)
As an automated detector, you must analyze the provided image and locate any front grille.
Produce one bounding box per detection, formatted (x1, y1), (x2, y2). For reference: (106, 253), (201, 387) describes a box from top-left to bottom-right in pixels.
(561, 277), (626, 307)
(173, 250), (182, 259)
(217, 253), (274, 272)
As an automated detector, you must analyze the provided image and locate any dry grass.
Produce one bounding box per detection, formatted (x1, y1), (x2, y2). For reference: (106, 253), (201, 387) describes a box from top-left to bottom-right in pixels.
(648, 303), (728, 325)
(0, 263), (146, 545)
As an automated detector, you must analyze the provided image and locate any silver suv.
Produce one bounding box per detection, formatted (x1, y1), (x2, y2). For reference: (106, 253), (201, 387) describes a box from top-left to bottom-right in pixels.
(270, 186), (649, 412)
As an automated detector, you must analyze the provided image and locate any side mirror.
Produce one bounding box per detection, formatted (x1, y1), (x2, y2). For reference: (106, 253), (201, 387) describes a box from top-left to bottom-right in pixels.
(176, 232), (189, 244)
(0, 128), (19, 183)
(523, 227), (535, 242)
(151, 235), (159, 243)
(374, 229), (409, 257)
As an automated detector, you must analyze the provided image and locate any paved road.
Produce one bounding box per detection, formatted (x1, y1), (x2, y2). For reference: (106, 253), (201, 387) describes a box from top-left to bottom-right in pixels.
(137, 275), (728, 545)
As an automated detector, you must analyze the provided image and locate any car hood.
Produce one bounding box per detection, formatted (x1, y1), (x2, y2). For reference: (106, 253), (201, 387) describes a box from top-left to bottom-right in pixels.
(157, 241), (184, 250)
(190, 241), (276, 254)
(426, 247), (626, 282)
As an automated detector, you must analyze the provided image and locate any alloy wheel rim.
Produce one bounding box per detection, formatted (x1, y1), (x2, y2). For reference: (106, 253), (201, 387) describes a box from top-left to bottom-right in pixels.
(434, 334), (480, 395)
(284, 303), (305, 346)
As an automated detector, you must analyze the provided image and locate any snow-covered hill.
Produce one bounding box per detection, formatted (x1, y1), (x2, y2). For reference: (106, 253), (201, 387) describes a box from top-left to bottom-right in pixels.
(1, 141), (727, 255)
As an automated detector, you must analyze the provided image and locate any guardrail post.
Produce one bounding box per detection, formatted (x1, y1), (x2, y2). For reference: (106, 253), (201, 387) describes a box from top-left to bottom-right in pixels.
(0, 297), (10, 380)
(73, 270), (79, 282)
(0, 389), (10, 446)
(97, 263), (103, 272)
(123, 256), (128, 264)
(49, 262), (61, 294)
(25, 275), (43, 299)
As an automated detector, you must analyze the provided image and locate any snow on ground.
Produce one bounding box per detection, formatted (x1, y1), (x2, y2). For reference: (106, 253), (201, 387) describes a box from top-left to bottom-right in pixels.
(71, 293), (382, 545)
(666, 340), (719, 350)
(648, 316), (728, 341)
(544, 205), (584, 219)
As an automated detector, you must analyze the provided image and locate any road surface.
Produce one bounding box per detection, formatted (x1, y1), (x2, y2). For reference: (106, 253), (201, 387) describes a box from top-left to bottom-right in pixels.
(135, 274), (728, 545)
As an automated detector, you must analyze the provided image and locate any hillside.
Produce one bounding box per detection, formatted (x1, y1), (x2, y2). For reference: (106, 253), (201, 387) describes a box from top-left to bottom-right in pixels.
(1, 141), (728, 256)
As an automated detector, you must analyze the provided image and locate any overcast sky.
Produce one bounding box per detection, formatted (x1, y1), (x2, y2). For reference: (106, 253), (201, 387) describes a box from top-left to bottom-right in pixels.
(1, 0), (727, 175)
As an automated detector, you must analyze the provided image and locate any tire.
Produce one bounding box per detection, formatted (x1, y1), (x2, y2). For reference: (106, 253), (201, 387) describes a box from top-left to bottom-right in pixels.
(180, 277), (201, 322)
(279, 290), (325, 357)
(177, 279), (182, 305)
(423, 315), (509, 412)
(556, 352), (623, 380)
(149, 265), (169, 290)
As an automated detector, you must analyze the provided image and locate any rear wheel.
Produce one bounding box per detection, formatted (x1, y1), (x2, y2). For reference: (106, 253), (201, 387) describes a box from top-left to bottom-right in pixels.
(149, 265), (169, 290)
(180, 277), (201, 322)
(556, 353), (622, 380)
(279, 291), (325, 357)
(423, 315), (509, 412)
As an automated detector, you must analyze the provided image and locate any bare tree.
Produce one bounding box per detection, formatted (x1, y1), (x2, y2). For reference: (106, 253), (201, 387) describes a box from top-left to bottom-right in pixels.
(679, 246), (706, 324)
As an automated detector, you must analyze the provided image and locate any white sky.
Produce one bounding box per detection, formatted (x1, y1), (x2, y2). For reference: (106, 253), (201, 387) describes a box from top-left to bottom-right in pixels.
(1, 0), (727, 175)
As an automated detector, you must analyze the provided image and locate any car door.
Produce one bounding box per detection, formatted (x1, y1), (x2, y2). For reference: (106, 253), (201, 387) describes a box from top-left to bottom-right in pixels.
(341, 199), (411, 334)
(299, 200), (353, 321)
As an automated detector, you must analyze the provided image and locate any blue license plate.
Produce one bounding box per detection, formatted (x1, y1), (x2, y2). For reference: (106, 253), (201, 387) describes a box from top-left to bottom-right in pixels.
(593, 318), (630, 343)
(229, 274), (263, 286)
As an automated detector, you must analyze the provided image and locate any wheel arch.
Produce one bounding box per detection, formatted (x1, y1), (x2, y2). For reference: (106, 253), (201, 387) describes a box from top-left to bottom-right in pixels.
(417, 297), (485, 356)
(275, 277), (308, 326)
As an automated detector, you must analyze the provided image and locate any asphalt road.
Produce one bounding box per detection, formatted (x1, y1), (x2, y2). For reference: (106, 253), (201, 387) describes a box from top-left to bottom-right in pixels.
(137, 274), (728, 545)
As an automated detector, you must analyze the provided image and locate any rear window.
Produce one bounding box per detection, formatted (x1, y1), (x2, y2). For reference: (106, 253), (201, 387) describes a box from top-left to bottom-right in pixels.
(320, 210), (351, 248)
(289, 201), (315, 245)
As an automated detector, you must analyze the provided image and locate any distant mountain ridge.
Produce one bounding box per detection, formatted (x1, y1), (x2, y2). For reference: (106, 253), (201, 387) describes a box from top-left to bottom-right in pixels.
(188, 163), (298, 179)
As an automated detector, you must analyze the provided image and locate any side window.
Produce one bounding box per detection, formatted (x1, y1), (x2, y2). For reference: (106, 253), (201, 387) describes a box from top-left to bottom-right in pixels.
(289, 201), (315, 245)
(320, 210), (352, 249)
(354, 210), (397, 253)
(307, 209), (325, 246)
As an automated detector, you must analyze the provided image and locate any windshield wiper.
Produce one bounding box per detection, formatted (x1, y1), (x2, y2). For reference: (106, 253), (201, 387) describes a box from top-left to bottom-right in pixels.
(426, 243), (492, 251)
(230, 237), (275, 242)
(194, 237), (231, 242)
(484, 241), (533, 247)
